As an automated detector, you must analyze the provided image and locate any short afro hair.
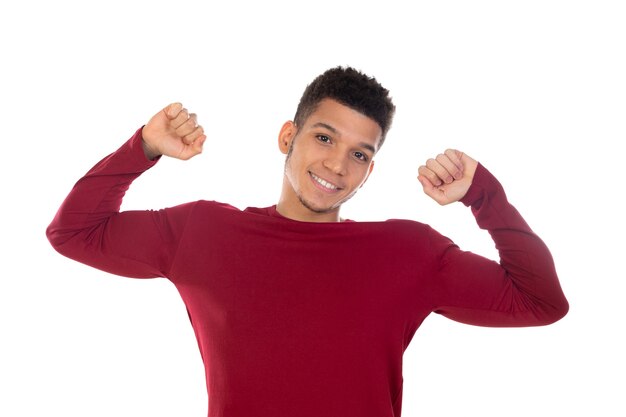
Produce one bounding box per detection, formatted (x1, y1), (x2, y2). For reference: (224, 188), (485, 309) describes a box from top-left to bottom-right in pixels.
(293, 66), (396, 150)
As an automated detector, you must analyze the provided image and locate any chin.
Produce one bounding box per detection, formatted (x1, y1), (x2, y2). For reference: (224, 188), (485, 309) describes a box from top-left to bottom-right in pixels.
(297, 195), (341, 214)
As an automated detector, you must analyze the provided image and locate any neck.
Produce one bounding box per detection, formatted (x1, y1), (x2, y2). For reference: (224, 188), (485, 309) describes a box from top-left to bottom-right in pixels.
(276, 179), (342, 223)
(275, 202), (341, 223)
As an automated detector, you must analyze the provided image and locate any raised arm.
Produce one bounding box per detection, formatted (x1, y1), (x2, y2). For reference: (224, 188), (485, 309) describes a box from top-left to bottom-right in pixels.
(46, 103), (205, 278)
(418, 150), (569, 327)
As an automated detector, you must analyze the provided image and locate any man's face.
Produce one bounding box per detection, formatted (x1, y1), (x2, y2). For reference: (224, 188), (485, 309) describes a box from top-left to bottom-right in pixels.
(278, 98), (382, 221)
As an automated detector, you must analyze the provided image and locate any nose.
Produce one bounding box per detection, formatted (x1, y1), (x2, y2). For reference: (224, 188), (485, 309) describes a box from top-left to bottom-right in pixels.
(322, 153), (347, 176)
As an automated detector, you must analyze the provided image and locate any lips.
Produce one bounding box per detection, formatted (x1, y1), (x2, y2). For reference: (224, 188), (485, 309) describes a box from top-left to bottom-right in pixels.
(309, 172), (341, 192)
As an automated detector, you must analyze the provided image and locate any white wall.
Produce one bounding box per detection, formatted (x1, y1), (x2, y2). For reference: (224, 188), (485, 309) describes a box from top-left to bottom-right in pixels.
(1, 1), (624, 416)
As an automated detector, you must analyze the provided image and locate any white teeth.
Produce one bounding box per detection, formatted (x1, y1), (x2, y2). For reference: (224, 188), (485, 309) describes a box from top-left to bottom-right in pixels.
(311, 173), (337, 190)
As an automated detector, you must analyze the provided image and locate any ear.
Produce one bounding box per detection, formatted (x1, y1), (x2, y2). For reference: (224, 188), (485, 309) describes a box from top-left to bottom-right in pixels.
(278, 121), (297, 154)
(359, 160), (375, 188)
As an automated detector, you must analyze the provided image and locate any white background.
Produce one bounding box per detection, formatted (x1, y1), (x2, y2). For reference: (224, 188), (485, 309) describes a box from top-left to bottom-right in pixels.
(1, 1), (624, 416)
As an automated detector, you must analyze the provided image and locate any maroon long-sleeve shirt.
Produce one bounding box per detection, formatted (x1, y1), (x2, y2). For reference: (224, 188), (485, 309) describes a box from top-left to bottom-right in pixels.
(47, 128), (568, 417)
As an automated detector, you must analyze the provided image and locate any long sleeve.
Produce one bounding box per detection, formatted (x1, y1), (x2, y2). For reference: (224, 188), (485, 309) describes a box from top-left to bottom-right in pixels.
(45, 136), (570, 415)
(46, 127), (193, 279)
(429, 163), (569, 327)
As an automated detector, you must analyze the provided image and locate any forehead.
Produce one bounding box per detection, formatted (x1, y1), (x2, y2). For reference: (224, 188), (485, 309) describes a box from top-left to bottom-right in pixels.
(302, 99), (382, 149)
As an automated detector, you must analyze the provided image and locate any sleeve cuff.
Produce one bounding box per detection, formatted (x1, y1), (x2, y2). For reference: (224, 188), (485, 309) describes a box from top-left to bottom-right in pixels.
(460, 163), (487, 207)
(128, 125), (161, 168)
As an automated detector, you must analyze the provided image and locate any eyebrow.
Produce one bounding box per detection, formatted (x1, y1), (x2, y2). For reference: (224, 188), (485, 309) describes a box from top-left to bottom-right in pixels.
(311, 122), (377, 154)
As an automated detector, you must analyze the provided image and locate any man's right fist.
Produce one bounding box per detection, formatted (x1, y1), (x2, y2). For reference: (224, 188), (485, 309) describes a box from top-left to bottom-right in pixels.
(141, 102), (206, 161)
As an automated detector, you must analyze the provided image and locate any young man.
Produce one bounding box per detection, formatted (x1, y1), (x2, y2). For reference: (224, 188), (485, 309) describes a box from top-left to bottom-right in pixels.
(47, 66), (568, 417)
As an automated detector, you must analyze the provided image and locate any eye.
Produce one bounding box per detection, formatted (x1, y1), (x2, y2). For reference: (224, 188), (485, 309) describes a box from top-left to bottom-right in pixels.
(316, 134), (331, 143)
(354, 151), (368, 162)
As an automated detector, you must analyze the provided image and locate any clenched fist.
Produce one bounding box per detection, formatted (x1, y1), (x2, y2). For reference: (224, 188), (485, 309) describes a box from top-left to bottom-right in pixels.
(141, 102), (206, 161)
(417, 149), (478, 205)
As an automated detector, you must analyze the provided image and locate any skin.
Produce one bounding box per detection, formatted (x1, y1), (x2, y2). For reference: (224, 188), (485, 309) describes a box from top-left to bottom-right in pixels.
(142, 102), (206, 161)
(141, 100), (479, 222)
(275, 99), (380, 222)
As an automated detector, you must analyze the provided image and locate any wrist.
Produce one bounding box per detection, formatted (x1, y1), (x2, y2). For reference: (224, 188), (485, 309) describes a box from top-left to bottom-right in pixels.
(140, 126), (161, 160)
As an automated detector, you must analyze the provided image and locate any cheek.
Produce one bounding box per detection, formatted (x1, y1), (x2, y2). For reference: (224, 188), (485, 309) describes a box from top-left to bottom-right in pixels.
(356, 164), (373, 184)
(287, 146), (311, 174)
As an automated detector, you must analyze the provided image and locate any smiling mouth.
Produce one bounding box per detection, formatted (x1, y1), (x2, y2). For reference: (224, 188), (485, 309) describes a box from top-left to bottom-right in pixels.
(309, 172), (340, 192)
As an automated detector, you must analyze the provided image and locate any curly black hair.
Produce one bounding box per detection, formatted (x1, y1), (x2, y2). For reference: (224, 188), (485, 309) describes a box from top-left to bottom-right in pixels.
(293, 66), (396, 150)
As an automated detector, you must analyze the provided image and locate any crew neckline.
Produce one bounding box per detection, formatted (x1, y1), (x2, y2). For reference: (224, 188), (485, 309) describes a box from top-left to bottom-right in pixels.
(262, 205), (354, 223)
